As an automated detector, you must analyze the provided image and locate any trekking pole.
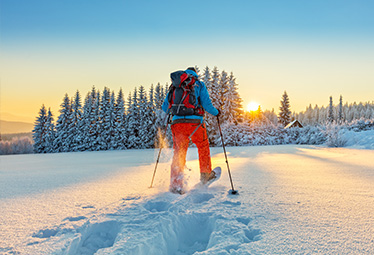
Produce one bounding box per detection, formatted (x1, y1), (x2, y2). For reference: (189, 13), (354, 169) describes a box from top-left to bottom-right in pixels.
(217, 116), (238, 195)
(150, 114), (171, 188)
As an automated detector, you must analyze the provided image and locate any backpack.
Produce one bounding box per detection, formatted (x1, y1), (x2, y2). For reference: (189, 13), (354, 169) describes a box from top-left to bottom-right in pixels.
(167, 70), (204, 116)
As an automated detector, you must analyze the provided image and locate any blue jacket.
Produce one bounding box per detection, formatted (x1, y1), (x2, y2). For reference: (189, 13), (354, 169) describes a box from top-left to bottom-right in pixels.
(162, 69), (219, 123)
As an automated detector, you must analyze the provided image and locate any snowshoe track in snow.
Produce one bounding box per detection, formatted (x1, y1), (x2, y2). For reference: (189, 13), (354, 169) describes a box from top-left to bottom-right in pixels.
(39, 187), (261, 254)
(29, 186), (261, 254)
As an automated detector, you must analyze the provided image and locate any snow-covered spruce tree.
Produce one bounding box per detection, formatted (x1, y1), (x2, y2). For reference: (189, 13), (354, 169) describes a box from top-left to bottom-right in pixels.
(81, 91), (94, 151)
(219, 70), (230, 123)
(32, 104), (48, 153)
(55, 94), (74, 152)
(137, 85), (155, 149)
(223, 72), (243, 124)
(112, 88), (127, 150)
(81, 87), (101, 151)
(338, 95), (344, 123)
(146, 84), (158, 148)
(163, 83), (170, 102)
(126, 88), (141, 149)
(109, 91), (117, 150)
(137, 86), (148, 149)
(153, 83), (168, 148)
(328, 96), (334, 123)
(149, 84), (155, 110)
(45, 108), (56, 153)
(202, 66), (212, 90)
(278, 91), (291, 126)
(154, 83), (164, 110)
(91, 90), (102, 151)
(205, 66), (221, 145)
(71, 90), (83, 151)
(98, 87), (113, 150)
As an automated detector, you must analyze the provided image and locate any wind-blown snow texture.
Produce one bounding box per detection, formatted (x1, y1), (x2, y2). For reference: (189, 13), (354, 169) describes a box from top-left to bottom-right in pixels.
(1, 133), (373, 254)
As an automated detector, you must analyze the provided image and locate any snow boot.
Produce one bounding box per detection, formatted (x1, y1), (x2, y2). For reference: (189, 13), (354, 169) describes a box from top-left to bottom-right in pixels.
(200, 167), (221, 185)
(169, 186), (186, 195)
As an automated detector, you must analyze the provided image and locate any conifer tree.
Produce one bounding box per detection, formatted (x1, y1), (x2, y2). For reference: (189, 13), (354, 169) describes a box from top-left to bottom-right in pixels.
(138, 86), (155, 148)
(147, 85), (158, 148)
(219, 70), (229, 115)
(205, 66), (221, 144)
(153, 83), (168, 148)
(45, 108), (56, 153)
(99, 87), (113, 150)
(149, 84), (155, 109)
(278, 91), (291, 126)
(154, 83), (164, 110)
(223, 72), (243, 123)
(71, 90), (83, 151)
(113, 88), (126, 150)
(328, 96), (334, 123)
(82, 91), (94, 150)
(202, 66), (212, 90)
(55, 94), (73, 152)
(127, 88), (140, 149)
(91, 90), (102, 150)
(109, 91), (117, 150)
(32, 104), (48, 153)
(338, 95), (344, 123)
(209, 66), (221, 109)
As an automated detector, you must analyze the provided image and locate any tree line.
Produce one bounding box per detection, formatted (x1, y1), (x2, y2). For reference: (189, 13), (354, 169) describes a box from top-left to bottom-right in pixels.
(23, 67), (374, 155)
(245, 91), (374, 127)
(32, 66), (243, 153)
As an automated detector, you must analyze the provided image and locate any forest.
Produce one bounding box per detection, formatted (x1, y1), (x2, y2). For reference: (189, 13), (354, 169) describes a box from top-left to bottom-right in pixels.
(1, 66), (374, 154)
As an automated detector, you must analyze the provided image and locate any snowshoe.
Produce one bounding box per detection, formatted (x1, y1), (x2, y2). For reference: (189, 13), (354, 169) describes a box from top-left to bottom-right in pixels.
(200, 167), (221, 186)
(169, 186), (186, 195)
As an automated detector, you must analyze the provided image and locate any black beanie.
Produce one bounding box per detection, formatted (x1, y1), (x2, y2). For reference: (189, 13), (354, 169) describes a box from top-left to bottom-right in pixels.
(187, 67), (197, 73)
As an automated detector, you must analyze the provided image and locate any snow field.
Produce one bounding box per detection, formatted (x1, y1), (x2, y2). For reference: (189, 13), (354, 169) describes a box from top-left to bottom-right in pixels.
(1, 142), (374, 254)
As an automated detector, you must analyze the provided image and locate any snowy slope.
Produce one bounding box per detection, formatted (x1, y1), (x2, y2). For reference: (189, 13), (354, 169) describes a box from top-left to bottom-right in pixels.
(1, 143), (373, 254)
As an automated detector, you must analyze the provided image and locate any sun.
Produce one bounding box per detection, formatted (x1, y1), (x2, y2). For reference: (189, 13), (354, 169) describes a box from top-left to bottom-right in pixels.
(247, 101), (260, 112)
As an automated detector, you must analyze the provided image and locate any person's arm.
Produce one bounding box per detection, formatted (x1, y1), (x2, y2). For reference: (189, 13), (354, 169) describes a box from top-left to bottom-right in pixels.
(199, 82), (219, 116)
(162, 91), (170, 113)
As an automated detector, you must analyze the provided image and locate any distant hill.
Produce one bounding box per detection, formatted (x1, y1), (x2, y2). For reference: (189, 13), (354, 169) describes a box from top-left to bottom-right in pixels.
(0, 112), (35, 123)
(0, 120), (34, 134)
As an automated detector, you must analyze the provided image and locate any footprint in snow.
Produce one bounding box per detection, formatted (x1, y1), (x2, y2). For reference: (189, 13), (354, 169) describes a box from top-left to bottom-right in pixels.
(63, 216), (87, 222)
(190, 192), (215, 204)
(221, 200), (241, 206)
(81, 205), (95, 209)
(122, 195), (141, 201)
(66, 220), (121, 255)
(143, 200), (171, 212)
(32, 228), (59, 239)
(236, 216), (252, 225)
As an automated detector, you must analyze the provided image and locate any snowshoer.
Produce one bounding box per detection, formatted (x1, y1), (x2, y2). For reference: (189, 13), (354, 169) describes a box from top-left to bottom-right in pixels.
(162, 67), (220, 194)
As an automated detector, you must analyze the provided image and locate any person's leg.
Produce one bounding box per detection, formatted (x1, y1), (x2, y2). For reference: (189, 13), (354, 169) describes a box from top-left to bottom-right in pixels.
(170, 123), (189, 191)
(190, 123), (212, 174)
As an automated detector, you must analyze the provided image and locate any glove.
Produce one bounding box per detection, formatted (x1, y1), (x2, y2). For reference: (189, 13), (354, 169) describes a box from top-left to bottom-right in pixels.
(216, 109), (221, 117)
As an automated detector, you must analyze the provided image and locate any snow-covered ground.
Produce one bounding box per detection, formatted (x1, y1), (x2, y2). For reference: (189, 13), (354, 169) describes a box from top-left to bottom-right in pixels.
(1, 132), (374, 254)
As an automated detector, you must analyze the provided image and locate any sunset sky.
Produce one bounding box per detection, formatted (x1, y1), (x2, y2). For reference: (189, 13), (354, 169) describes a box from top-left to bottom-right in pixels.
(1, 0), (373, 123)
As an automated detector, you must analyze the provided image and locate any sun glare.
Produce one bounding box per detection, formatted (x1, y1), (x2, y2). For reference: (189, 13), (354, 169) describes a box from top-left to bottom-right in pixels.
(247, 101), (260, 112)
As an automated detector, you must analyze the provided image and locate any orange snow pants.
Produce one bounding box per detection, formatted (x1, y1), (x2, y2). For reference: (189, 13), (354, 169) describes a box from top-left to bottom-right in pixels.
(170, 122), (212, 189)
